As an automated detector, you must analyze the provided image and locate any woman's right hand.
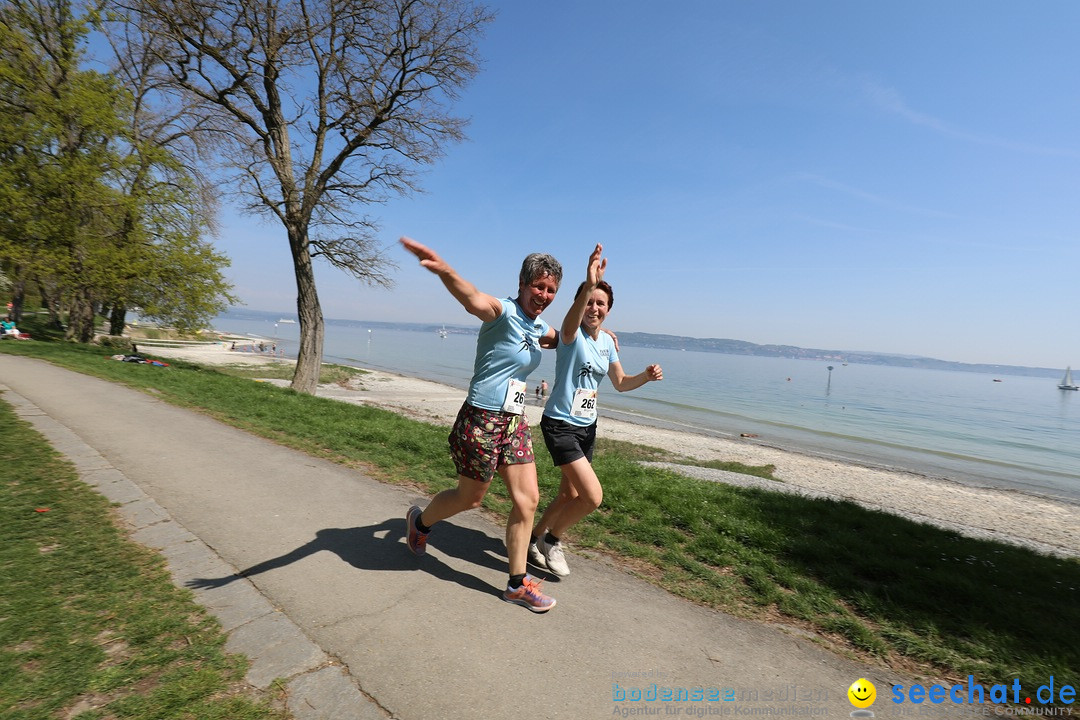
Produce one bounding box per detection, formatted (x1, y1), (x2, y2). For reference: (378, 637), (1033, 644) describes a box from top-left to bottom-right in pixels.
(400, 236), (448, 276)
(401, 236), (503, 323)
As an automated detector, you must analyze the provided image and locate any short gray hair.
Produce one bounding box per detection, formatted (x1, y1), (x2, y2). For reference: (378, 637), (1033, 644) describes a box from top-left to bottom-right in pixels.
(519, 253), (563, 288)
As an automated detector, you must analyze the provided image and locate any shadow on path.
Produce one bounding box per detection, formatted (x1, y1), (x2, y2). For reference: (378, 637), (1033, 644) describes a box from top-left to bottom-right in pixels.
(186, 517), (512, 599)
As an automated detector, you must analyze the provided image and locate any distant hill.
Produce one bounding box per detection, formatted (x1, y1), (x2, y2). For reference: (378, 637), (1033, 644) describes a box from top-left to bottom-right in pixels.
(614, 332), (1061, 379)
(222, 309), (1062, 379)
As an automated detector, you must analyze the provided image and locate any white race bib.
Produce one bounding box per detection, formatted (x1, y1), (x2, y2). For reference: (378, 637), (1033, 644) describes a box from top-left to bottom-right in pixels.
(502, 379), (527, 415)
(571, 388), (598, 420)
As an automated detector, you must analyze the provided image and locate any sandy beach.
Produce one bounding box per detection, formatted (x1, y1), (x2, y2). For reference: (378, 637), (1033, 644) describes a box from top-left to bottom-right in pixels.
(140, 341), (1080, 558)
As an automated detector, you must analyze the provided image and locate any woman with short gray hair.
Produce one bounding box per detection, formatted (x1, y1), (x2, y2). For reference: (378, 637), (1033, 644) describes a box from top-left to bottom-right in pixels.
(400, 236), (565, 612)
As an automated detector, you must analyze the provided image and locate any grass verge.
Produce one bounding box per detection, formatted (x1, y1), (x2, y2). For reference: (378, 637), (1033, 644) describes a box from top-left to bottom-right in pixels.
(2, 331), (1078, 701)
(0, 395), (285, 720)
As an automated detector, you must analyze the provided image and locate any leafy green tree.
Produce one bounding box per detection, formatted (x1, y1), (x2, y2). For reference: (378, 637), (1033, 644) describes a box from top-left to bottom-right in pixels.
(0, 1), (54, 322)
(1, 0), (235, 339)
(100, 16), (234, 334)
(0, 0), (130, 340)
(110, 0), (493, 393)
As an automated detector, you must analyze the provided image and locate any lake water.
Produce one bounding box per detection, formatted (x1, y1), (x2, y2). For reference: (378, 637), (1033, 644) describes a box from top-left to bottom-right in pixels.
(212, 311), (1080, 503)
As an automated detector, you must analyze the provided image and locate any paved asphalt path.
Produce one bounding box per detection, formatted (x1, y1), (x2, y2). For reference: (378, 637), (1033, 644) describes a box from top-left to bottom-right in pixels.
(2, 354), (971, 719)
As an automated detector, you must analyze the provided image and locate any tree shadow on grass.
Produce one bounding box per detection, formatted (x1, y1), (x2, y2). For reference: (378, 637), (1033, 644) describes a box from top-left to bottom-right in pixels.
(186, 516), (511, 600)
(728, 486), (1080, 679)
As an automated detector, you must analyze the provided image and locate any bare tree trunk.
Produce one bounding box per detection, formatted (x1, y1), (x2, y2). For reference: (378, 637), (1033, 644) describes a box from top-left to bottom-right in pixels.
(9, 270), (26, 323)
(64, 287), (96, 342)
(37, 279), (65, 330)
(288, 222), (324, 394)
(109, 303), (127, 336)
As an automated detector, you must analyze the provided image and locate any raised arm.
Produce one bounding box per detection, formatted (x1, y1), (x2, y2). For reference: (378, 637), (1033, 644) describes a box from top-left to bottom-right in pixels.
(400, 237), (503, 323)
(607, 362), (663, 393)
(561, 243), (607, 345)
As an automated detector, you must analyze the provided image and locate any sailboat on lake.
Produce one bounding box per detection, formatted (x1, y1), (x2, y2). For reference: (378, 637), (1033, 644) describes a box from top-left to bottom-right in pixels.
(1059, 366), (1079, 391)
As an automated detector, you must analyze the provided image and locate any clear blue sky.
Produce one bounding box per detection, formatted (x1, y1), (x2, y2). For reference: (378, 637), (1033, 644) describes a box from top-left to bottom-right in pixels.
(218, 1), (1080, 369)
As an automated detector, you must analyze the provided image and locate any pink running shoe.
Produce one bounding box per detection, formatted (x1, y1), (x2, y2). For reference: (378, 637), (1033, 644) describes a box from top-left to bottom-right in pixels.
(405, 505), (428, 555)
(503, 575), (556, 613)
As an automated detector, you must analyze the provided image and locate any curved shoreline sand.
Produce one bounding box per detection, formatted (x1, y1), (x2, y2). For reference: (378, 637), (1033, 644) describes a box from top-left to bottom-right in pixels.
(141, 341), (1080, 558)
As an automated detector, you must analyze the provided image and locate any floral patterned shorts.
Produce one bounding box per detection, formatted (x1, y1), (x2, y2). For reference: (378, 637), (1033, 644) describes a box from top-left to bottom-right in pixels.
(448, 403), (534, 483)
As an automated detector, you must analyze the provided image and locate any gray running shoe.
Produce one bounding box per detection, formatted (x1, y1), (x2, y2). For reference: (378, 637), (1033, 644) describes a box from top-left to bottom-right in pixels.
(503, 575), (556, 612)
(405, 505), (428, 555)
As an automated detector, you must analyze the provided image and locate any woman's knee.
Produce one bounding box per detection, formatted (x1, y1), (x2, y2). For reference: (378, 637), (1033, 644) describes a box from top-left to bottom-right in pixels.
(581, 486), (603, 512)
(454, 477), (488, 510)
(460, 487), (487, 510)
(500, 463), (540, 507)
(513, 486), (540, 514)
(564, 461), (602, 510)
(556, 486), (579, 505)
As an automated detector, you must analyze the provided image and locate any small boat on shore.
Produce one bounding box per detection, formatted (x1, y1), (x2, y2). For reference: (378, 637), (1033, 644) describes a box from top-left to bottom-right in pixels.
(278, 318), (296, 324)
(1058, 367), (1079, 391)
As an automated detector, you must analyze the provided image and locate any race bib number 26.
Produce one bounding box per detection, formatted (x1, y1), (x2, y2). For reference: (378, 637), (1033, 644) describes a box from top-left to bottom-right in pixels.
(502, 379), (527, 415)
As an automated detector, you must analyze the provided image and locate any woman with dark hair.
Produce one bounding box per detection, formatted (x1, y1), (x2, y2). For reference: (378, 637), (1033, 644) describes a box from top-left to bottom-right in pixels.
(529, 244), (663, 577)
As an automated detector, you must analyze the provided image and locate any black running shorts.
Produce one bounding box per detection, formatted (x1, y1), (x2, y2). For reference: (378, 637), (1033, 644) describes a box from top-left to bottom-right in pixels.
(539, 415), (597, 467)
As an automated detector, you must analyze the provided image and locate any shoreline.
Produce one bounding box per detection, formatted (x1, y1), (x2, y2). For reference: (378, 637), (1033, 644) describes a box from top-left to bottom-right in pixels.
(139, 341), (1080, 558)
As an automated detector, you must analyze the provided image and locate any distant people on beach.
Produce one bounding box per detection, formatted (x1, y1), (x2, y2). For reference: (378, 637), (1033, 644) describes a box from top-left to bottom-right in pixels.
(540, 379), (548, 399)
(529, 244), (663, 577)
(400, 235), (564, 613)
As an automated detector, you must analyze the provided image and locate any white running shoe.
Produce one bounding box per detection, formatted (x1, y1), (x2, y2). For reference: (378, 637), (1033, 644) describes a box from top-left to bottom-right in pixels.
(537, 536), (570, 577)
(527, 541), (548, 570)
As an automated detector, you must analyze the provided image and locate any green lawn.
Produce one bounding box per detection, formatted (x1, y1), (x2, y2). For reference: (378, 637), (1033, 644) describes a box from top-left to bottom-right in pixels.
(0, 395), (286, 720)
(2, 329), (1077, 706)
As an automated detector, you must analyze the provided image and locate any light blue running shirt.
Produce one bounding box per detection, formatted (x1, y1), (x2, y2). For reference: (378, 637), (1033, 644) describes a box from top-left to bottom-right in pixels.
(465, 298), (551, 413)
(543, 328), (619, 427)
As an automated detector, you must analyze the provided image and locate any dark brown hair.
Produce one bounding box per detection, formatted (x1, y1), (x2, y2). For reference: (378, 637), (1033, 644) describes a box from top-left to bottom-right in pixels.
(575, 280), (613, 309)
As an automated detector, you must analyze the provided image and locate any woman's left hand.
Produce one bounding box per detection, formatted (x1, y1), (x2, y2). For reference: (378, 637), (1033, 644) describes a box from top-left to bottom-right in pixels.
(586, 243), (607, 287)
(602, 327), (619, 352)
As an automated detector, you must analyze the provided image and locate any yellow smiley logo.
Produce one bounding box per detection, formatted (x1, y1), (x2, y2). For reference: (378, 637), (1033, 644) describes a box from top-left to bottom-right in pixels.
(848, 678), (876, 709)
